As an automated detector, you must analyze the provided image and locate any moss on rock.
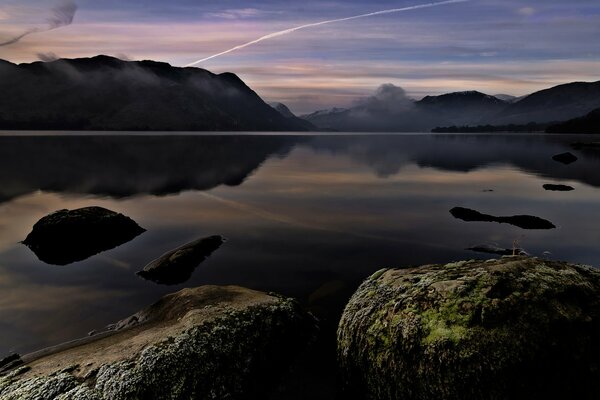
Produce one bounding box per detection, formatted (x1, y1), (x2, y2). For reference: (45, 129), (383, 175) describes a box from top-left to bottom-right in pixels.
(337, 256), (600, 400)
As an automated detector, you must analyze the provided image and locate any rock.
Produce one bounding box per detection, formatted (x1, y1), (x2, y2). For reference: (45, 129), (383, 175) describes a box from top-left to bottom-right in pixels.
(0, 354), (22, 375)
(543, 184), (575, 191)
(450, 207), (556, 229)
(22, 207), (145, 265)
(337, 257), (600, 400)
(466, 244), (527, 256)
(137, 236), (224, 285)
(0, 286), (318, 400)
(552, 152), (578, 164)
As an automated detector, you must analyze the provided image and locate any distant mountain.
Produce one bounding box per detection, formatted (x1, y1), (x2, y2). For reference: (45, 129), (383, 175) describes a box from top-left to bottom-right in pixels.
(301, 86), (509, 132)
(415, 91), (508, 126)
(269, 102), (315, 130)
(546, 108), (600, 134)
(489, 81), (600, 125)
(493, 94), (519, 103)
(301, 81), (600, 132)
(0, 56), (309, 131)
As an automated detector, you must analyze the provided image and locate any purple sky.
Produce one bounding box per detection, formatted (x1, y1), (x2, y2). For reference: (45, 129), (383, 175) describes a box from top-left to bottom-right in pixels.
(0, 0), (599, 113)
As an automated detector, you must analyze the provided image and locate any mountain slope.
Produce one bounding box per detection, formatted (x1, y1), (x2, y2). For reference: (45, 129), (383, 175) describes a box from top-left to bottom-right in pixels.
(546, 108), (600, 133)
(270, 102), (315, 130)
(0, 56), (309, 131)
(416, 91), (508, 126)
(489, 81), (600, 125)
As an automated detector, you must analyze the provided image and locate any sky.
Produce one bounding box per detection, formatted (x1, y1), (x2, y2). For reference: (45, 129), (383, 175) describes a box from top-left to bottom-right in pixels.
(0, 0), (599, 114)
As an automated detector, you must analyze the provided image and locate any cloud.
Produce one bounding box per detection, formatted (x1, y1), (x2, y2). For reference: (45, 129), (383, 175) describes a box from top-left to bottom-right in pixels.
(37, 51), (59, 62)
(0, 1), (78, 47)
(354, 83), (415, 113)
(0, 9), (10, 20)
(206, 8), (264, 20)
(517, 7), (536, 16)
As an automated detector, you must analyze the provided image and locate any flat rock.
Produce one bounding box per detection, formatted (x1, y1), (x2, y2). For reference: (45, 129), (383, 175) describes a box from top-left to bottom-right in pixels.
(137, 235), (224, 285)
(543, 184), (575, 191)
(337, 257), (600, 400)
(22, 207), (145, 265)
(0, 286), (318, 400)
(552, 152), (578, 164)
(450, 207), (556, 229)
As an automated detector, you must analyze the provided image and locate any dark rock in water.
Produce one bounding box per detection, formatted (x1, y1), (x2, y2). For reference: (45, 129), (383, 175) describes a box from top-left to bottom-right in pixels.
(467, 244), (527, 256)
(543, 184), (575, 191)
(552, 152), (578, 164)
(450, 207), (556, 229)
(137, 235), (224, 285)
(337, 257), (600, 400)
(22, 207), (145, 265)
(0, 286), (318, 399)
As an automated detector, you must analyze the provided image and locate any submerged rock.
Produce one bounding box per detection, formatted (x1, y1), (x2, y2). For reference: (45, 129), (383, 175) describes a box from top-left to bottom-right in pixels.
(337, 257), (600, 400)
(22, 207), (145, 265)
(450, 207), (556, 229)
(137, 235), (224, 285)
(0, 286), (318, 400)
(543, 183), (575, 191)
(466, 244), (527, 256)
(552, 152), (578, 164)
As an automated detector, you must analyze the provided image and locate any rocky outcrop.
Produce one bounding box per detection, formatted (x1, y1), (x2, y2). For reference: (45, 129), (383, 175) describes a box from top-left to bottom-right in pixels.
(0, 286), (318, 400)
(337, 257), (600, 400)
(137, 236), (224, 285)
(22, 207), (145, 265)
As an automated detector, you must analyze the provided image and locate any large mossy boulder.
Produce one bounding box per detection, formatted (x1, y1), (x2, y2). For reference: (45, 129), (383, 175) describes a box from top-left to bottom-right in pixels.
(337, 256), (600, 400)
(23, 206), (145, 265)
(0, 286), (318, 400)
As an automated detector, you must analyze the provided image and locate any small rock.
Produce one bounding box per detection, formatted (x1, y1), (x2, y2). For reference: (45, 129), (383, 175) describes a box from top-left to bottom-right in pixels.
(450, 207), (556, 230)
(22, 206), (145, 265)
(543, 184), (575, 191)
(137, 235), (224, 285)
(552, 152), (578, 164)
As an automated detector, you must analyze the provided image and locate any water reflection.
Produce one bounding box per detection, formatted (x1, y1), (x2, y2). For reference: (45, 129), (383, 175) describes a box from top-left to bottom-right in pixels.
(1, 133), (600, 357)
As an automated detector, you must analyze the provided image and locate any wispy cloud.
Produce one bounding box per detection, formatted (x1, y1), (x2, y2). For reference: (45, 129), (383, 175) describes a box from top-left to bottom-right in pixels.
(0, 0), (77, 47)
(206, 8), (266, 20)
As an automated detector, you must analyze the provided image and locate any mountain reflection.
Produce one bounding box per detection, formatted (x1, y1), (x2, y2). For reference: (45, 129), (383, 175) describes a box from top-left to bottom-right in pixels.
(0, 135), (299, 203)
(0, 134), (599, 205)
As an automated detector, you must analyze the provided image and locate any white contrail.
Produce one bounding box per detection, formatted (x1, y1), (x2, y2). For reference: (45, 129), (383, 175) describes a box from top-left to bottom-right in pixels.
(185, 0), (469, 67)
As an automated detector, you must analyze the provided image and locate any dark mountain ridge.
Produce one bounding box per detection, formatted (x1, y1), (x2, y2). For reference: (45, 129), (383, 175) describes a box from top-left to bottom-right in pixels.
(0, 55), (309, 131)
(302, 81), (600, 132)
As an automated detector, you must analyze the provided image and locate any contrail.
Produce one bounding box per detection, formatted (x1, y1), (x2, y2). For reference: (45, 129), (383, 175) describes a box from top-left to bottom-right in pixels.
(0, 1), (77, 47)
(185, 0), (469, 67)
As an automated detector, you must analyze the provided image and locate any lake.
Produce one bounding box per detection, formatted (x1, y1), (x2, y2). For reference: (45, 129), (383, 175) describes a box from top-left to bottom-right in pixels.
(1, 133), (600, 359)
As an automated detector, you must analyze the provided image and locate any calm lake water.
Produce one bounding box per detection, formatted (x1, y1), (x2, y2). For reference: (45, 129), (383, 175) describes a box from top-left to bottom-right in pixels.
(1, 133), (600, 357)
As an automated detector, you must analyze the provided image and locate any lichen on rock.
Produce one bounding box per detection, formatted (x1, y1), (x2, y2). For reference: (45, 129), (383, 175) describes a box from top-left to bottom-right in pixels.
(337, 256), (600, 400)
(0, 286), (318, 400)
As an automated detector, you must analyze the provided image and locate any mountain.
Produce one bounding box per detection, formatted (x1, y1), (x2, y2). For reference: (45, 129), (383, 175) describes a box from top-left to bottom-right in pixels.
(270, 102), (315, 130)
(546, 108), (600, 133)
(493, 94), (519, 103)
(301, 86), (508, 132)
(0, 56), (309, 131)
(415, 91), (508, 126)
(301, 81), (600, 132)
(489, 81), (600, 125)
